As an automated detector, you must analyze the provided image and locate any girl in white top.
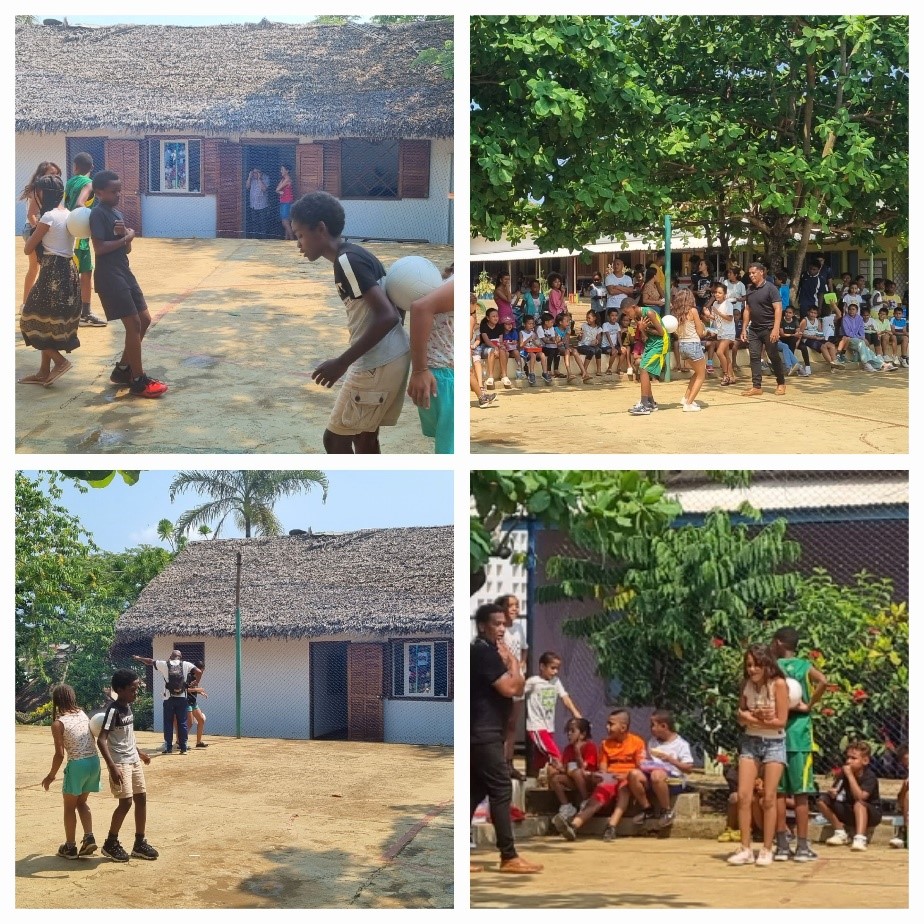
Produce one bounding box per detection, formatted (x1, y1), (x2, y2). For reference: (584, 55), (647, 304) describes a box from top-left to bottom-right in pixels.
(727, 645), (789, 868)
(518, 315), (545, 383)
(577, 310), (603, 379)
(602, 307), (625, 376)
(841, 284), (863, 312)
(675, 288), (707, 412)
(712, 282), (738, 386)
(723, 266), (747, 311)
(41, 684), (102, 859)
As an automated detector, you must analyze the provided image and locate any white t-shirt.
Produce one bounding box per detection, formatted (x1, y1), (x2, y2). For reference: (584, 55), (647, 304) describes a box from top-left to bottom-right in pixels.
(154, 659), (198, 699)
(504, 620), (527, 663)
(842, 293), (863, 311)
(524, 675), (566, 732)
(646, 734), (694, 779)
(39, 208), (76, 258)
(602, 321), (622, 347)
(536, 326), (558, 346)
(605, 273), (633, 310)
(724, 280), (747, 308)
(519, 329), (539, 349)
(579, 323), (601, 346)
(712, 298), (736, 339)
(821, 314), (837, 339)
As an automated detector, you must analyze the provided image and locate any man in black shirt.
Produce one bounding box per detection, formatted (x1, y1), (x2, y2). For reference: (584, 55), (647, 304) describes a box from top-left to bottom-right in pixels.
(740, 262), (786, 396)
(471, 603), (542, 874)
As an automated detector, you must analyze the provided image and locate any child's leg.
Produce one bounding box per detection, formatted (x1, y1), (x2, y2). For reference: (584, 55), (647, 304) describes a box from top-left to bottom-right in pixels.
(594, 349), (602, 374)
(607, 782), (632, 827)
(626, 768), (652, 811)
(727, 791), (739, 829)
(120, 313), (147, 377)
(569, 768), (591, 802)
(716, 341), (730, 378)
(815, 792), (841, 829)
(760, 762), (786, 851)
(109, 797), (133, 838)
(639, 369), (652, 400)
(549, 770), (572, 807)
(685, 356), (707, 403)
(470, 359), (484, 398)
(62, 793), (81, 844)
(133, 792), (148, 840)
(76, 792), (93, 837)
(648, 769), (671, 812)
(736, 758), (759, 850)
(352, 429), (382, 454)
(852, 799), (869, 836)
(194, 710), (205, 744)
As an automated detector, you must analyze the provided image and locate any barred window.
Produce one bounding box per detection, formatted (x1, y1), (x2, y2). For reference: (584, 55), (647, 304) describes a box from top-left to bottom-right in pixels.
(149, 139), (201, 193)
(391, 640), (450, 698)
(341, 139), (399, 199)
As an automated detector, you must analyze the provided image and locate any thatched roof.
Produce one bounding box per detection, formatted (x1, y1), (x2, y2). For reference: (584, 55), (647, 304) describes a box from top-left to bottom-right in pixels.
(16, 20), (452, 138)
(115, 527), (452, 642)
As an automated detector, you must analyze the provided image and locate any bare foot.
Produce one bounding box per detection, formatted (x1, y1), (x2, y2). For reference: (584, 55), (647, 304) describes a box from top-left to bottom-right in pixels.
(18, 372), (48, 385)
(43, 359), (73, 387)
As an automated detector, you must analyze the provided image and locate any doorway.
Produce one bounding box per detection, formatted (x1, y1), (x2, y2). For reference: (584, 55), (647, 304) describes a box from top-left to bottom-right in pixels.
(241, 143), (296, 239)
(310, 642), (348, 740)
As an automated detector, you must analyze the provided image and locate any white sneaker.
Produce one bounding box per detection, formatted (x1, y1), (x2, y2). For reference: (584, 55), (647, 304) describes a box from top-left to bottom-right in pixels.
(890, 835), (905, 849)
(900, 357), (909, 367)
(863, 362), (878, 372)
(726, 847), (755, 866)
(826, 829), (851, 846)
(882, 362), (896, 371)
(681, 395), (689, 406)
(484, 377), (494, 388)
(559, 803), (578, 820)
(755, 848), (774, 867)
(501, 376), (512, 388)
(851, 834), (868, 851)
(799, 365), (812, 376)
(789, 363), (800, 375)
(683, 401), (702, 412)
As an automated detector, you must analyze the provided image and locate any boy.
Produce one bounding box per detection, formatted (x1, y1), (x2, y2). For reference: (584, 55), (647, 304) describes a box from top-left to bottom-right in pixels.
(523, 652), (581, 774)
(627, 302), (668, 415)
(89, 171), (168, 398)
(891, 305), (909, 367)
(500, 318), (524, 381)
(519, 315), (543, 385)
(96, 669), (157, 862)
(64, 151), (106, 327)
(553, 709), (650, 841)
(479, 306), (505, 388)
(770, 627), (827, 861)
(291, 191), (410, 454)
(602, 307), (624, 375)
(817, 740), (882, 851)
(643, 709), (694, 826)
(406, 276), (453, 454)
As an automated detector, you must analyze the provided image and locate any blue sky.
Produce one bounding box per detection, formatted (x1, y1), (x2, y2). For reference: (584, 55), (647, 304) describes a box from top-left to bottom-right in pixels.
(24, 471), (453, 552)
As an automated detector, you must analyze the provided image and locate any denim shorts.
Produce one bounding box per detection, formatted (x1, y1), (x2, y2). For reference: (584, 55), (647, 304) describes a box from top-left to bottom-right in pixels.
(679, 340), (705, 361)
(740, 733), (787, 764)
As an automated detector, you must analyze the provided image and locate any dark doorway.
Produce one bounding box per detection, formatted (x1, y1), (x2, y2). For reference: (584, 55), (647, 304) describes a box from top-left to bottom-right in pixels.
(242, 143), (296, 239)
(310, 642), (349, 740)
(65, 137), (106, 181)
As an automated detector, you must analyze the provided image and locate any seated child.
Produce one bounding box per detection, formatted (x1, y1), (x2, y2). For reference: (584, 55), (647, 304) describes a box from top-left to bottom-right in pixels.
(642, 709), (694, 826)
(817, 739), (882, 851)
(861, 307), (881, 356)
(577, 309), (604, 381)
(500, 318), (524, 380)
(523, 651), (581, 774)
(536, 312), (560, 384)
(556, 311), (582, 381)
(891, 306), (909, 367)
(890, 745), (908, 849)
(549, 718), (598, 821)
(602, 308), (626, 376)
(874, 307), (897, 363)
(519, 315), (544, 386)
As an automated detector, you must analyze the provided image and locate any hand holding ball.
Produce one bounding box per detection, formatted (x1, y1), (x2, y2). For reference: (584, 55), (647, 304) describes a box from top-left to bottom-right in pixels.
(786, 677), (804, 710)
(385, 256), (443, 311)
(661, 314), (679, 334)
(66, 207), (93, 239)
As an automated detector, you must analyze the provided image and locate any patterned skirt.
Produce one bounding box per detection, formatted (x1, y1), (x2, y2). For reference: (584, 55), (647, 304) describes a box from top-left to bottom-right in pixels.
(20, 254), (81, 352)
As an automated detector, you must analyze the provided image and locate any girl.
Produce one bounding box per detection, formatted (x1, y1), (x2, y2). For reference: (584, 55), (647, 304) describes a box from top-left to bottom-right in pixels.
(19, 161), (62, 307)
(799, 306), (841, 371)
(41, 684), (101, 859)
(640, 266), (665, 315)
(727, 645), (789, 867)
(276, 164), (295, 240)
(536, 312), (560, 384)
(780, 305), (809, 374)
(19, 175), (81, 386)
(186, 662), (209, 748)
(602, 307), (625, 376)
(821, 302), (845, 366)
(519, 315), (545, 385)
(493, 272), (517, 325)
(521, 278), (546, 321)
(712, 282), (738, 385)
(675, 288), (707, 411)
(577, 309), (603, 382)
(470, 293), (496, 408)
(549, 718), (598, 820)
(479, 306), (507, 389)
(546, 273), (566, 321)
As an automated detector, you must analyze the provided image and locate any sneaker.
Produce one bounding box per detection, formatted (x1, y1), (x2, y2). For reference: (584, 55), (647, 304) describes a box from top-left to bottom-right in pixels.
(851, 834), (868, 852)
(755, 848), (774, 867)
(631, 809), (650, 825)
(863, 362), (878, 372)
(773, 845), (791, 862)
(826, 829), (851, 846)
(109, 363), (132, 385)
(131, 838), (160, 860)
(559, 803), (578, 820)
(101, 838), (130, 863)
(602, 824), (618, 842)
(726, 847), (755, 866)
(834, 356), (847, 366)
(792, 845), (818, 862)
(798, 366), (812, 376)
(658, 810), (675, 828)
(551, 813), (577, 841)
(628, 402), (652, 416)
(57, 842), (79, 860)
(648, 401), (659, 412)
(514, 370), (525, 380)
(130, 375), (168, 398)
(830, 361), (846, 371)
(79, 311), (107, 327)
(477, 393), (497, 408)
(681, 395), (689, 406)
(682, 401), (702, 412)
(881, 362), (896, 371)
(542, 372), (553, 384)
(179, 748), (187, 754)
(484, 377), (494, 389)
(501, 376), (512, 389)
(78, 834), (97, 857)
(527, 373), (537, 386)
(900, 357), (909, 367)
(162, 746), (173, 754)
(717, 827), (739, 843)
(195, 742), (208, 748)
(789, 362), (800, 375)
(889, 835), (906, 849)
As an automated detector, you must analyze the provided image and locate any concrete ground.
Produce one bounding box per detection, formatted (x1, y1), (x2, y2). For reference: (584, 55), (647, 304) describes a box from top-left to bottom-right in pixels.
(470, 362), (908, 454)
(15, 237), (452, 454)
(16, 726), (453, 909)
(471, 836), (908, 908)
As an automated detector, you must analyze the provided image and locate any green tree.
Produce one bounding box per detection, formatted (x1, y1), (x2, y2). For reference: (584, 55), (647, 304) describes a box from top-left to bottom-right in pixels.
(60, 470), (141, 488)
(156, 518), (187, 554)
(170, 470), (329, 538)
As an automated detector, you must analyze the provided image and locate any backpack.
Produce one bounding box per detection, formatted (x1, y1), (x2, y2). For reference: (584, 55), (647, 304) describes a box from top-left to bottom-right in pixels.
(165, 660), (187, 695)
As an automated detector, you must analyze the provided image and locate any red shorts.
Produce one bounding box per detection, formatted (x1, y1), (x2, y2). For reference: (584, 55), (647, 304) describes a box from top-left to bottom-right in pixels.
(528, 729), (562, 768)
(591, 777), (625, 806)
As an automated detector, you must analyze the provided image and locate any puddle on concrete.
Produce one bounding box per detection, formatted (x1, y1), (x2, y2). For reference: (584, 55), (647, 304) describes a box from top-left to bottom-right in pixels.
(182, 355), (220, 369)
(78, 428), (126, 449)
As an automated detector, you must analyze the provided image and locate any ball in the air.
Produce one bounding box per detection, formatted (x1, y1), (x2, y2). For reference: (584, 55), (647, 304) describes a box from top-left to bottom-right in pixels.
(786, 677), (803, 710)
(385, 256), (443, 311)
(66, 207), (93, 239)
(88, 711), (105, 738)
(661, 314), (679, 334)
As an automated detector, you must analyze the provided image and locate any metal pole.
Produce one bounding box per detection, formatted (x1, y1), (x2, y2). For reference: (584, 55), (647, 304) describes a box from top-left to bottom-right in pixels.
(235, 551), (242, 739)
(663, 214), (672, 382)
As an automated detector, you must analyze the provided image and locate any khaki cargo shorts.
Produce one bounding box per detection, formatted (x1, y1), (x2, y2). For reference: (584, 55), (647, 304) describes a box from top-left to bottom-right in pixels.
(327, 353), (410, 436)
(109, 760), (146, 799)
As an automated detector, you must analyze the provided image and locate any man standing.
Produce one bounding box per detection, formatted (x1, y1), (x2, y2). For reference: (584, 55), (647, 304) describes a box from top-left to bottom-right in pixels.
(246, 167), (270, 239)
(133, 651), (202, 755)
(740, 261), (786, 397)
(604, 258), (634, 318)
(797, 260), (825, 319)
(471, 603), (542, 874)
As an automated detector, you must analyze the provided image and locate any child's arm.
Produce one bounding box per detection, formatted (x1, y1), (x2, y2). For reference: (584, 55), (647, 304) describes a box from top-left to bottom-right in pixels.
(804, 666), (828, 711)
(41, 720), (66, 790)
(96, 729), (123, 787)
(76, 183), (93, 208)
(561, 694), (581, 719)
(91, 228), (135, 258)
(737, 690), (758, 727)
(23, 220), (50, 256)
(407, 279), (453, 409)
(841, 763), (871, 803)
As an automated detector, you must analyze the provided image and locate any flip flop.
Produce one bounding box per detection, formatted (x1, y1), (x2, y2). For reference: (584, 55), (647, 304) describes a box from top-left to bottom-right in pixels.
(18, 373), (48, 385)
(43, 361), (72, 387)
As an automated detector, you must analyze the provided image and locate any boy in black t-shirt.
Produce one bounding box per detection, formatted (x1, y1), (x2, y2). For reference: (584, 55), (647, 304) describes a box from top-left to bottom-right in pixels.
(290, 191), (410, 454)
(817, 740), (882, 851)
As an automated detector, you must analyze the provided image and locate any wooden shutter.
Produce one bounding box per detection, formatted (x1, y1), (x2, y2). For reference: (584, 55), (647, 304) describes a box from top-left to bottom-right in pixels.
(103, 140), (142, 235)
(296, 143), (323, 198)
(215, 141), (242, 239)
(320, 141), (342, 197)
(202, 139), (221, 195)
(347, 643), (384, 742)
(398, 139), (430, 199)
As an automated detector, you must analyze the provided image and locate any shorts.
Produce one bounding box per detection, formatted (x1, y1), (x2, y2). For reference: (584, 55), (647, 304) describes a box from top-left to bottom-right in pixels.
(95, 274), (148, 321)
(817, 792), (882, 828)
(778, 750), (816, 796)
(62, 755), (102, 796)
(640, 342), (666, 377)
(74, 240), (93, 274)
(416, 366), (453, 454)
(632, 342), (644, 357)
(739, 733), (787, 765)
(528, 729), (562, 769)
(109, 760), (146, 799)
(591, 776), (625, 806)
(865, 333), (880, 346)
(680, 340), (705, 361)
(327, 352), (410, 436)
(279, 202), (292, 220)
(577, 345), (602, 357)
(479, 345), (497, 358)
(804, 338), (826, 353)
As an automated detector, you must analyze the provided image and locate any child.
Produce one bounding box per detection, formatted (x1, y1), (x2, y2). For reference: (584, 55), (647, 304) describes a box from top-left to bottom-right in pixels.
(500, 318), (525, 381)
(41, 684), (101, 859)
(523, 651), (582, 774)
(519, 315), (544, 386)
(19, 175), (82, 386)
(537, 312), (560, 384)
(817, 740), (883, 851)
(726, 645), (789, 866)
(555, 311), (580, 381)
(875, 307), (898, 365)
(546, 273), (566, 320)
(549, 718), (598, 820)
(292, 191), (414, 451)
(861, 307), (881, 357)
(890, 745), (908, 849)
(839, 303), (895, 372)
(891, 306), (909, 367)
(185, 662), (209, 749)
(627, 302), (668, 415)
(89, 171), (168, 399)
(780, 306), (809, 375)
(675, 288), (707, 412)
(841, 283), (863, 314)
(602, 307), (625, 376)
(576, 310), (603, 381)
(470, 293), (497, 409)
(799, 306), (841, 371)
(521, 278), (547, 321)
(96, 669), (158, 862)
(20, 160), (62, 307)
(589, 272), (608, 324)
(64, 151), (106, 327)
(882, 279), (901, 313)
(771, 627), (827, 862)
(406, 276), (454, 453)
(642, 709), (694, 826)
(276, 164), (295, 240)
(478, 306), (506, 389)
(493, 272), (517, 325)
(713, 282), (738, 385)
(620, 307), (640, 378)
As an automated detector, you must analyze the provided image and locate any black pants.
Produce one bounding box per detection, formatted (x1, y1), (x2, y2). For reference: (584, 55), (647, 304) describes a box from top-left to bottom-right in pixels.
(471, 741), (517, 860)
(163, 696), (189, 751)
(781, 335), (809, 365)
(748, 326), (786, 387)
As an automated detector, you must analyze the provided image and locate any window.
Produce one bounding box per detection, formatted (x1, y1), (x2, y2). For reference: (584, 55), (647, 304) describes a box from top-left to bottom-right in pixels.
(391, 639), (451, 699)
(341, 139), (399, 199)
(149, 139), (201, 193)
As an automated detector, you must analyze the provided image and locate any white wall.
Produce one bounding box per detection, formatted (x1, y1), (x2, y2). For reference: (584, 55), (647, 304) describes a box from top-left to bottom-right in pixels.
(384, 699), (453, 746)
(15, 132), (68, 229)
(142, 195), (217, 238)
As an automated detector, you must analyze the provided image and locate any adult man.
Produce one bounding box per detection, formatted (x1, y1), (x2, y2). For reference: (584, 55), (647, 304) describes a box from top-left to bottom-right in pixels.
(796, 260), (825, 319)
(471, 603), (541, 874)
(740, 262), (786, 397)
(246, 167), (270, 239)
(604, 258), (634, 317)
(133, 651), (202, 755)
(497, 594), (528, 780)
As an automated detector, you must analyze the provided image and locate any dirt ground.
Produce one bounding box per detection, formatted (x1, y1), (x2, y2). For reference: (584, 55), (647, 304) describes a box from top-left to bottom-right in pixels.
(15, 726), (453, 909)
(470, 362), (908, 454)
(471, 836), (908, 908)
(14, 237), (452, 454)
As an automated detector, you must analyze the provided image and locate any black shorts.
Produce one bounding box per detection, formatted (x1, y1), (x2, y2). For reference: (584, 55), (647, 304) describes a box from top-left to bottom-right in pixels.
(817, 792), (882, 828)
(804, 339), (826, 352)
(577, 345), (602, 357)
(865, 333), (880, 346)
(95, 275), (148, 321)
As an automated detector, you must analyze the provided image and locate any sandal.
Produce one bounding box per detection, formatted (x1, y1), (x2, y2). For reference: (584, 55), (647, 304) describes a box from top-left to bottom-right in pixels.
(720, 375), (731, 387)
(18, 373), (49, 385)
(43, 360), (72, 387)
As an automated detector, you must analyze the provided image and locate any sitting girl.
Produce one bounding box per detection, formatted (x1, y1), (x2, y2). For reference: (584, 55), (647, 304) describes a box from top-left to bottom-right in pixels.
(550, 718), (599, 821)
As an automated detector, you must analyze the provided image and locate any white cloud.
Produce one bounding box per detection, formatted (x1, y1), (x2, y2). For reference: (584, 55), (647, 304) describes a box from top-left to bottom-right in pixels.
(128, 524), (166, 547)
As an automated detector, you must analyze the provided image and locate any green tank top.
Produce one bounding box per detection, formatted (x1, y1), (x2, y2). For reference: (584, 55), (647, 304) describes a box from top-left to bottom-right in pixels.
(778, 657), (813, 752)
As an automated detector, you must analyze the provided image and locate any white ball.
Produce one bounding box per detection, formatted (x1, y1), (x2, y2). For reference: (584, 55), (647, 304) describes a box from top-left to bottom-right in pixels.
(66, 206), (93, 239)
(661, 314), (679, 334)
(88, 711), (105, 738)
(786, 677), (803, 710)
(385, 256), (443, 311)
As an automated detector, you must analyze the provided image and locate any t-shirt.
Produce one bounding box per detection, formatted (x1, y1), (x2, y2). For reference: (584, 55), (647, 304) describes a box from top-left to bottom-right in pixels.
(892, 317), (908, 334)
(797, 272), (824, 310)
(562, 740), (598, 772)
(589, 284), (607, 314)
(38, 208), (75, 259)
(863, 316), (877, 334)
(89, 201), (133, 288)
(691, 273), (714, 308)
(426, 311), (453, 370)
(524, 675), (567, 732)
(781, 317), (800, 337)
(778, 657), (814, 752)
(248, 172), (269, 210)
(100, 700), (137, 763)
(501, 328), (519, 348)
(471, 637), (512, 745)
(833, 766), (881, 810)
(334, 243), (409, 371)
(504, 620), (527, 663)
(579, 323), (601, 347)
(778, 283), (791, 309)
(479, 318), (502, 345)
(154, 659), (198, 699)
(873, 317), (891, 334)
(745, 280), (782, 329)
(520, 329), (540, 349)
(605, 273), (632, 310)
(646, 734), (694, 779)
(725, 280), (747, 309)
(842, 294), (863, 311)
(537, 326), (559, 347)
(599, 732), (646, 775)
(547, 288), (566, 318)
(713, 298), (736, 339)
(59, 710), (98, 761)
(821, 313), (837, 339)
(602, 321), (622, 347)
(63, 174), (92, 250)
(742, 679), (785, 739)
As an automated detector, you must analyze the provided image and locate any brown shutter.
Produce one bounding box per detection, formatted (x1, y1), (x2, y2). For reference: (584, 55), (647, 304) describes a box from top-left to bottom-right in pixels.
(296, 143), (323, 198)
(103, 140), (142, 235)
(320, 140), (342, 197)
(347, 643), (384, 742)
(399, 139), (430, 199)
(201, 139), (221, 195)
(215, 141), (242, 239)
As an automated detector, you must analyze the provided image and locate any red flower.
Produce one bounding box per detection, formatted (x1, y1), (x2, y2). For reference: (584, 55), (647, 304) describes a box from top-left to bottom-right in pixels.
(810, 649), (822, 659)
(715, 754), (730, 765)
(711, 637), (725, 648)
(853, 689), (869, 703)
(821, 708), (835, 717)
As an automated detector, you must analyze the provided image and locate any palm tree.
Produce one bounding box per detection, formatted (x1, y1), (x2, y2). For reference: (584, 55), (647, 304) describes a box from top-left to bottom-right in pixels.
(169, 471), (329, 539)
(197, 525), (212, 539)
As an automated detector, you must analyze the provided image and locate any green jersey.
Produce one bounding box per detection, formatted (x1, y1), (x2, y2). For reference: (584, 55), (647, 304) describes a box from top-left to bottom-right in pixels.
(778, 657), (813, 752)
(64, 175), (93, 249)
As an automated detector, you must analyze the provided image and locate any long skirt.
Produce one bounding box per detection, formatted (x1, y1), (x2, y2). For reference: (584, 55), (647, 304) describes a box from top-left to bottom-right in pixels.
(20, 254), (81, 352)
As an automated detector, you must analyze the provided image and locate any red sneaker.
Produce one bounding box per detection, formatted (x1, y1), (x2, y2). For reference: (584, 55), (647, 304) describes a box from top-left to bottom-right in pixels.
(130, 375), (168, 398)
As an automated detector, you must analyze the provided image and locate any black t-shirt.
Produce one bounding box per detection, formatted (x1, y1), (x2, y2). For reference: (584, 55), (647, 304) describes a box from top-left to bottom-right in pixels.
(471, 637), (511, 745)
(479, 318), (502, 342)
(89, 201), (134, 288)
(691, 273), (714, 308)
(745, 280), (782, 329)
(834, 766), (880, 809)
(782, 317), (799, 337)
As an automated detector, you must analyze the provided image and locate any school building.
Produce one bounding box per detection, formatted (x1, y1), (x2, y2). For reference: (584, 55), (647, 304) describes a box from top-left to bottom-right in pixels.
(15, 19), (453, 244)
(114, 527), (453, 746)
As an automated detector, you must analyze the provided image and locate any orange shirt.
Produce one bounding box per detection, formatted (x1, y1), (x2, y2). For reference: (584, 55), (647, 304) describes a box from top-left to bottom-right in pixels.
(598, 733), (646, 775)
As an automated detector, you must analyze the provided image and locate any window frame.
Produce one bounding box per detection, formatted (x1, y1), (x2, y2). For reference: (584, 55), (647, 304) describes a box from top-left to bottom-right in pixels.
(147, 137), (204, 197)
(338, 137), (401, 201)
(388, 637), (452, 701)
